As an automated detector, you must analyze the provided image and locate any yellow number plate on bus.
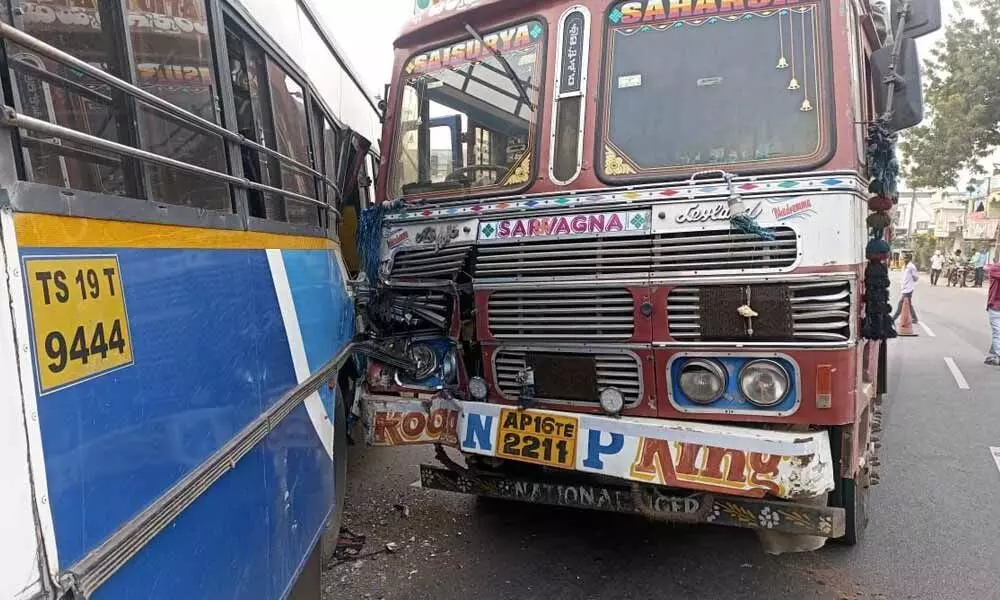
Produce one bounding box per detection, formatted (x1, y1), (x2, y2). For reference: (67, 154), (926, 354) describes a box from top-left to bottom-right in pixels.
(23, 256), (134, 394)
(497, 408), (578, 469)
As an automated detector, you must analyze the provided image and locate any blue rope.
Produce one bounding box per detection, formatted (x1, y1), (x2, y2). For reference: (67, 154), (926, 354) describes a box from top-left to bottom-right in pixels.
(357, 199), (404, 282)
(731, 213), (775, 241)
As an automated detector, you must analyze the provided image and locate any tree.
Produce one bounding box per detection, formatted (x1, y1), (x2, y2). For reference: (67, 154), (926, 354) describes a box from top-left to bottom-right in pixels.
(898, 0), (1000, 189)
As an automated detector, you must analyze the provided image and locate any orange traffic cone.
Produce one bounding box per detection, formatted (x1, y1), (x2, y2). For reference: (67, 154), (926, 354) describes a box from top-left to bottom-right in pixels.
(897, 296), (918, 336)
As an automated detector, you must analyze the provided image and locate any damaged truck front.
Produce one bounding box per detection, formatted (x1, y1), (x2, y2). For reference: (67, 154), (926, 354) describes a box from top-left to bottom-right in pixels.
(352, 0), (939, 552)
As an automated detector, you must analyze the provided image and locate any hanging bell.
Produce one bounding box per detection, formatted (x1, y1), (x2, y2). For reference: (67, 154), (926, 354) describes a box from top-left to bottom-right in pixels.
(776, 56), (789, 69)
(800, 98), (813, 112)
(787, 77), (800, 90)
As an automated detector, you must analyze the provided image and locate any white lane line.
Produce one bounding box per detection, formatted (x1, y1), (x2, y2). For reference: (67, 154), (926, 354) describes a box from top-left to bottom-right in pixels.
(919, 322), (936, 337)
(943, 357), (970, 390)
(990, 447), (1000, 478)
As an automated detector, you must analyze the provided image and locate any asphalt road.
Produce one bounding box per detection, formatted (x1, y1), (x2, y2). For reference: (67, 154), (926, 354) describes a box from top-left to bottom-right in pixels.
(323, 276), (1000, 600)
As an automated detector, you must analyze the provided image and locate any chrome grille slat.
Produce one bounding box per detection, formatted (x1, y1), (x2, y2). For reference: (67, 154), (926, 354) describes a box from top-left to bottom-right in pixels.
(493, 350), (643, 406)
(666, 281), (852, 343)
(488, 288), (635, 340)
(389, 245), (471, 280)
(650, 226), (797, 274)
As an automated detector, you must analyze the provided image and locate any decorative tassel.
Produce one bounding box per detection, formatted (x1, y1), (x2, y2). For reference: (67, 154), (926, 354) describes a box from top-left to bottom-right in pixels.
(867, 119), (899, 199)
(731, 213), (776, 241)
(357, 199), (405, 283)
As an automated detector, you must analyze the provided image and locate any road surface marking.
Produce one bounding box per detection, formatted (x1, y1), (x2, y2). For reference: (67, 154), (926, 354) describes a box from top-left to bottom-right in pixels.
(990, 448), (1000, 478)
(943, 357), (970, 390)
(919, 322), (936, 337)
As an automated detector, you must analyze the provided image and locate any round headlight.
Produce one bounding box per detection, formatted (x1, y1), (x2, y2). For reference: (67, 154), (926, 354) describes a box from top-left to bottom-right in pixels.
(739, 360), (790, 407)
(468, 376), (488, 400)
(678, 359), (727, 404)
(599, 387), (625, 415)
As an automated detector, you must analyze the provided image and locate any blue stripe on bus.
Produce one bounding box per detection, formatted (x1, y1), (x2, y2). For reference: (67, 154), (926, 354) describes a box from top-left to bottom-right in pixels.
(21, 246), (348, 578)
(92, 401), (334, 600)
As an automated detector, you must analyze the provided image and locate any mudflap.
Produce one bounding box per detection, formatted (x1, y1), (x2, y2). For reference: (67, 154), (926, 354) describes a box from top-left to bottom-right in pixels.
(419, 465), (846, 539)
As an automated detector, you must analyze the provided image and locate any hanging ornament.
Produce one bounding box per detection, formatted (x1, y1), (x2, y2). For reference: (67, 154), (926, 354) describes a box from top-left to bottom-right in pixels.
(787, 8), (800, 90)
(798, 8), (813, 111)
(776, 10), (789, 69)
(867, 119), (899, 199)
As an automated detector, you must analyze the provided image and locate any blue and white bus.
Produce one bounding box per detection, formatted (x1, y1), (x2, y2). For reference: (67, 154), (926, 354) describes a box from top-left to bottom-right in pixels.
(0, 1), (379, 598)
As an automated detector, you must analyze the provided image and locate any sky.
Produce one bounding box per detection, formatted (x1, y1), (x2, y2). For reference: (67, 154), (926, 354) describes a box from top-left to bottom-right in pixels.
(321, 0), (414, 98)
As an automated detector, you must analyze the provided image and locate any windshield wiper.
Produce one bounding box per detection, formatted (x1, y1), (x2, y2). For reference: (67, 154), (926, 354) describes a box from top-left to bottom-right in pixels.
(463, 23), (534, 111)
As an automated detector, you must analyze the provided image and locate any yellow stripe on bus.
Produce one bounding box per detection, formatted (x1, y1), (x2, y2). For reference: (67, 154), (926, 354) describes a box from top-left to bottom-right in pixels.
(14, 213), (336, 250)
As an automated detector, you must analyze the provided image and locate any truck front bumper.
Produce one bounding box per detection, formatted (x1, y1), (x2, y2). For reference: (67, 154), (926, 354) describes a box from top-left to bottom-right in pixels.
(365, 397), (836, 502)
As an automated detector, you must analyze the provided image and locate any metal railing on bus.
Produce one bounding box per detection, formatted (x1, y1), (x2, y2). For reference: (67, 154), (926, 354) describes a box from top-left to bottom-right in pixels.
(0, 22), (341, 221)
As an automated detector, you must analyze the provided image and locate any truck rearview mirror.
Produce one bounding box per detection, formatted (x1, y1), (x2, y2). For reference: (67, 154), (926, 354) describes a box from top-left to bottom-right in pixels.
(871, 38), (924, 132)
(892, 0), (942, 39)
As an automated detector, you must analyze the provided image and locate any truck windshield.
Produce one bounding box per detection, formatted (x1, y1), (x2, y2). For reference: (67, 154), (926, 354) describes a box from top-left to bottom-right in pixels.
(389, 20), (545, 200)
(600, 1), (829, 181)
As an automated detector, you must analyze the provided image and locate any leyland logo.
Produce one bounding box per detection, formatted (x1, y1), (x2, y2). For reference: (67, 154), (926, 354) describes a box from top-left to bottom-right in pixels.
(479, 211), (650, 240)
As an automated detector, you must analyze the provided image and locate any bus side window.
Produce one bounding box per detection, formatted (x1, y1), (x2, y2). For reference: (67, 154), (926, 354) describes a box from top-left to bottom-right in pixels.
(225, 21), (320, 226)
(5, 1), (140, 198)
(128, 0), (231, 213)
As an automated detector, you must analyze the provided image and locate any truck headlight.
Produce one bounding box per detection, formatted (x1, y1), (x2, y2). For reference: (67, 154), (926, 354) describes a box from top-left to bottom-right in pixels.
(739, 360), (790, 407)
(599, 387), (625, 415)
(678, 359), (727, 404)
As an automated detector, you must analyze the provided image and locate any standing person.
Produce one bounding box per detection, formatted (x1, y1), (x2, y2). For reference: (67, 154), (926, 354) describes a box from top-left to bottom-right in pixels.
(984, 260), (1000, 366)
(930, 249), (944, 286)
(973, 246), (989, 288)
(893, 251), (919, 325)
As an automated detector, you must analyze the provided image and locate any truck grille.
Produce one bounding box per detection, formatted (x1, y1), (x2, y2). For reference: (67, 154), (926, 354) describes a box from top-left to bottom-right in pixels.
(493, 349), (643, 406)
(471, 227), (797, 281)
(667, 281), (852, 342)
(474, 235), (650, 280)
(388, 245), (471, 280)
(487, 288), (635, 340)
(652, 227), (798, 274)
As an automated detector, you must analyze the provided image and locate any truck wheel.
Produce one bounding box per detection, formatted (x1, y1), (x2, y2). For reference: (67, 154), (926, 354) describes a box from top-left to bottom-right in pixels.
(321, 380), (350, 564)
(838, 470), (870, 546)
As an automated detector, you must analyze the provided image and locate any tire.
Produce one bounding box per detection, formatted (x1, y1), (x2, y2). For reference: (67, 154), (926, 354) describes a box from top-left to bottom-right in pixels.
(837, 471), (870, 546)
(964, 271), (976, 287)
(320, 380), (350, 565)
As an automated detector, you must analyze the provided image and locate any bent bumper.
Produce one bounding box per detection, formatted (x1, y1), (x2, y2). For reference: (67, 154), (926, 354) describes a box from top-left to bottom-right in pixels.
(365, 397), (835, 501)
(420, 465), (846, 538)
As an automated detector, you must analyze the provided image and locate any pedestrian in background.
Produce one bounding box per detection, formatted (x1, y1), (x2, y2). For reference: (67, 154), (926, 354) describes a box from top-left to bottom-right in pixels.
(930, 249), (944, 286)
(893, 251), (919, 325)
(984, 260), (1000, 366)
(973, 246), (989, 288)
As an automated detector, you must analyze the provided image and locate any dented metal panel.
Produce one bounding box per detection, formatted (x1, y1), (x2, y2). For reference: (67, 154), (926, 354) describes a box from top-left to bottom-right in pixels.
(363, 397), (835, 500)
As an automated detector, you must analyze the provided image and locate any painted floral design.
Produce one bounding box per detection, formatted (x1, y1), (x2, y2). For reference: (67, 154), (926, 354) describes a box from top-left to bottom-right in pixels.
(706, 504), (722, 523)
(457, 476), (474, 494)
(758, 506), (781, 529)
(818, 515), (833, 535)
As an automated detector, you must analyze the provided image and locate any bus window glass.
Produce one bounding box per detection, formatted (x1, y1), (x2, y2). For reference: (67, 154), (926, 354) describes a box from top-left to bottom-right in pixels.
(389, 20), (545, 200)
(127, 0), (230, 212)
(9, 0), (131, 196)
(266, 58), (320, 226)
(600, 1), (829, 181)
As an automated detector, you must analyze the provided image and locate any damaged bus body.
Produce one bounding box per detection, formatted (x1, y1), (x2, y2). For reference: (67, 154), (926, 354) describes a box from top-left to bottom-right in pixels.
(358, 0), (937, 551)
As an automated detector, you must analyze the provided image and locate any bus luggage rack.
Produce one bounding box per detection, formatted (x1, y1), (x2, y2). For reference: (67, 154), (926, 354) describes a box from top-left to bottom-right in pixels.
(492, 349), (643, 406)
(667, 280), (852, 343)
(487, 287), (635, 341)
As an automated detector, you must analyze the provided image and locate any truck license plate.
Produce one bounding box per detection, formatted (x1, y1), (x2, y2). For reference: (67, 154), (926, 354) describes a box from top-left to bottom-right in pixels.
(496, 408), (578, 469)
